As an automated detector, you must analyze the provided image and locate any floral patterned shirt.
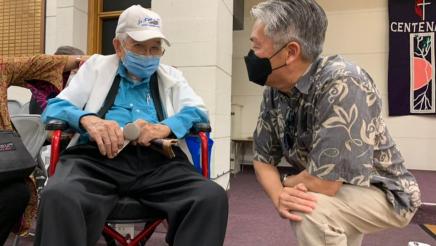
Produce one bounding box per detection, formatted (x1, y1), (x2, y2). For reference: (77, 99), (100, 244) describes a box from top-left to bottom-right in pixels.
(253, 55), (421, 214)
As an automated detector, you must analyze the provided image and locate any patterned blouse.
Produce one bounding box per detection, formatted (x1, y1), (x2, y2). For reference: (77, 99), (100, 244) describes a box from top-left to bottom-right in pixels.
(0, 54), (67, 234)
(253, 55), (421, 215)
(0, 55), (67, 130)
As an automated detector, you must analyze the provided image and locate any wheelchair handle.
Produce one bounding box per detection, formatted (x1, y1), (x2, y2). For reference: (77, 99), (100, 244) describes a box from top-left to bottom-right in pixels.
(46, 119), (69, 131)
(190, 122), (211, 134)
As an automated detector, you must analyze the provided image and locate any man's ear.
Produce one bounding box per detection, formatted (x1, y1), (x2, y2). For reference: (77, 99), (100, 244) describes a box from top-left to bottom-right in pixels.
(285, 41), (301, 64)
(113, 38), (122, 55)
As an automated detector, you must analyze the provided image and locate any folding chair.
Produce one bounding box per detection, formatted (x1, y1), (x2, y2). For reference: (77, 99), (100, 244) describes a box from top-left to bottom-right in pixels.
(10, 114), (49, 180)
(20, 101), (30, 114)
(7, 99), (23, 116)
(9, 114), (48, 246)
(10, 114), (47, 160)
(47, 120), (212, 246)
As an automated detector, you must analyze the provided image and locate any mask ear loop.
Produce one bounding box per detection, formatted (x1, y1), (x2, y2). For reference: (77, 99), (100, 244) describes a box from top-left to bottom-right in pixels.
(120, 39), (128, 53)
(120, 40), (139, 57)
(119, 41), (129, 63)
(270, 43), (289, 71)
(269, 43), (289, 59)
(272, 63), (287, 71)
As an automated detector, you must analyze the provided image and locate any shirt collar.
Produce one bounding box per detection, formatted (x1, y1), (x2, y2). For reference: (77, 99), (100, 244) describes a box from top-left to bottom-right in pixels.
(293, 57), (322, 95)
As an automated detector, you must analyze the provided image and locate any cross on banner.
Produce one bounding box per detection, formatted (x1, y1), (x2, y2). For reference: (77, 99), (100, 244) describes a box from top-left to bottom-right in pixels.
(417, 0), (431, 20)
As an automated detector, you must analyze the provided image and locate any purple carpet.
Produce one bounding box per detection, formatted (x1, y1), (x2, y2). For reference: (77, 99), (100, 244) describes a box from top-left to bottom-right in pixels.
(223, 168), (435, 246)
(5, 169), (435, 246)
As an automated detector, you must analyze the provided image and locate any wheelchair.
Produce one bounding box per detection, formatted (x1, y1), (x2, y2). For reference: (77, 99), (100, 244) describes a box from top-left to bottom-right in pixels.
(46, 119), (212, 246)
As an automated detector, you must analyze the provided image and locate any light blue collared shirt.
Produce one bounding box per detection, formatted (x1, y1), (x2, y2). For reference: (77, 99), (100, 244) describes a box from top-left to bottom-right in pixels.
(42, 63), (208, 141)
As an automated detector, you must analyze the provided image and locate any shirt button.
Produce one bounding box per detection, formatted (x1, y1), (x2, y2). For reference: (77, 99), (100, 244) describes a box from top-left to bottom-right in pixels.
(129, 103), (133, 107)
(136, 109), (140, 113)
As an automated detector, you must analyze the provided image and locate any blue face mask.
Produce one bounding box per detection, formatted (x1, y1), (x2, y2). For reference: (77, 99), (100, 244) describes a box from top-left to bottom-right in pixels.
(121, 49), (160, 79)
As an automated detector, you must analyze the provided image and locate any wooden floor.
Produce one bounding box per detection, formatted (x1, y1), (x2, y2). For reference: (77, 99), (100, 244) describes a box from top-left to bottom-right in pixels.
(421, 224), (436, 240)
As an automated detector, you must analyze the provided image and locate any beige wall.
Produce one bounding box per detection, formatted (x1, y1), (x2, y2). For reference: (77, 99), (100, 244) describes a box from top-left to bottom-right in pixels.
(45, 0), (88, 55)
(153, 0), (233, 187)
(231, 0), (436, 170)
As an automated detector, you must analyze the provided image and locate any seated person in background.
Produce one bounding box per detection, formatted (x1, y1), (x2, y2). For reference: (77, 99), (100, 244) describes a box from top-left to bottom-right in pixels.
(245, 1), (421, 245)
(35, 5), (228, 246)
(28, 45), (85, 114)
(0, 54), (84, 243)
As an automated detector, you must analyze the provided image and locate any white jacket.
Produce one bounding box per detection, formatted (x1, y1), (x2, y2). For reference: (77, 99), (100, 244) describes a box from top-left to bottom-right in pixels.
(57, 54), (207, 154)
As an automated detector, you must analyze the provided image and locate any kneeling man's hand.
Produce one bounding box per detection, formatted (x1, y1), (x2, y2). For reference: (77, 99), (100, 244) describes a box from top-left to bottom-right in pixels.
(277, 183), (317, 222)
(80, 115), (124, 159)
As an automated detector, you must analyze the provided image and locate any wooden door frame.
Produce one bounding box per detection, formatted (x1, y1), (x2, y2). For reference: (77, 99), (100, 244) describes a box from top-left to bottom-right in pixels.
(87, 0), (122, 54)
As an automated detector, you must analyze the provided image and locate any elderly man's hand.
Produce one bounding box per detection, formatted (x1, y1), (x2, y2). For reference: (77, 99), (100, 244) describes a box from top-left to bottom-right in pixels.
(133, 119), (171, 146)
(80, 115), (124, 158)
(276, 183), (317, 221)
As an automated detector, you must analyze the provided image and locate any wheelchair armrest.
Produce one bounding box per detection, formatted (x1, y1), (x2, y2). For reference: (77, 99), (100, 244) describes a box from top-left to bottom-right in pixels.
(46, 120), (211, 133)
(190, 122), (211, 134)
(187, 123), (211, 178)
(46, 119), (70, 131)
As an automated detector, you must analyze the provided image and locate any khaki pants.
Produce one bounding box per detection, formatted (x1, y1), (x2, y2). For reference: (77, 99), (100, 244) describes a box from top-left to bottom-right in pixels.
(291, 185), (415, 246)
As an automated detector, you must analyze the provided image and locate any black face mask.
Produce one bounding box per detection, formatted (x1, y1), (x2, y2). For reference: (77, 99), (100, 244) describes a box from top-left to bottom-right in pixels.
(244, 45), (287, 86)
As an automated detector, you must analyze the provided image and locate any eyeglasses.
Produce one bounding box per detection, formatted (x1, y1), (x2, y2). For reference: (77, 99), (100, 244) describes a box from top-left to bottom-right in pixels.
(122, 41), (165, 57)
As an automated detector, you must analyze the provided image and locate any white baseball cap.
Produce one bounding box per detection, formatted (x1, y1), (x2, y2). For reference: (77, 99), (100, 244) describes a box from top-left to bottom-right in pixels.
(116, 5), (170, 46)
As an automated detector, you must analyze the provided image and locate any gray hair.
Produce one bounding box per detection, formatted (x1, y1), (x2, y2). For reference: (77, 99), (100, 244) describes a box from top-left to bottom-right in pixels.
(54, 45), (85, 55)
(251, 0), (327, 61)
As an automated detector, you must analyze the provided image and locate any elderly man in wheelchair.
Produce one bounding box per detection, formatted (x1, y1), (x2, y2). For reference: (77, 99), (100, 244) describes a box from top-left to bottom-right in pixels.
(35, 5), (228, 246)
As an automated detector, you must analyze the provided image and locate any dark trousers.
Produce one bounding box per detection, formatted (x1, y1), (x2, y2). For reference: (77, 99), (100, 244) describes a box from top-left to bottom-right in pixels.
(0, 179), (31, 245)
(34, 144), (228, 246)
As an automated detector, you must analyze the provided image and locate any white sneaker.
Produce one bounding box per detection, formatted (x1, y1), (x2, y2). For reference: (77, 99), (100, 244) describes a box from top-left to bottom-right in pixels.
(408, 242), (431, 246)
